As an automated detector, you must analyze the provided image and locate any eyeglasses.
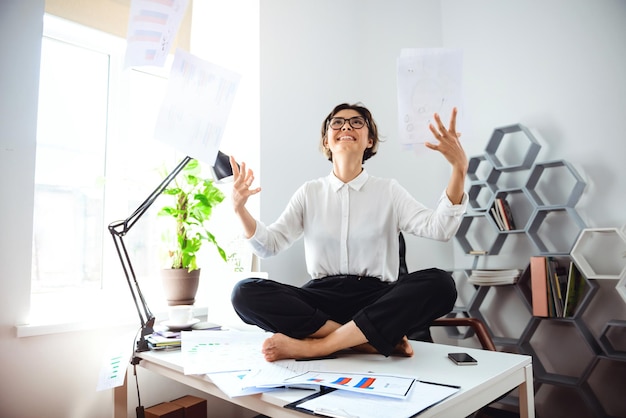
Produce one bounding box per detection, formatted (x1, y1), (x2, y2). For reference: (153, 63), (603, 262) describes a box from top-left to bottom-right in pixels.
(328, 116), (367, 130)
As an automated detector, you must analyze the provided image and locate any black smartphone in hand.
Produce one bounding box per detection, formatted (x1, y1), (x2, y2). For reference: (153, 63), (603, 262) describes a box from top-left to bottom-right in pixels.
(448, 352), (478, 365)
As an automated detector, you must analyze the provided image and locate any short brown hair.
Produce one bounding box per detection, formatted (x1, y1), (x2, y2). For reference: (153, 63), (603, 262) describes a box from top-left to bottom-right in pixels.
(320, 103), (380, 163)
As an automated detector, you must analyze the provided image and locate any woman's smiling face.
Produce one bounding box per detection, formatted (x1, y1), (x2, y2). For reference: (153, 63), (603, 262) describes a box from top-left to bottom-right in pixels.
(324, 109), (373, 161)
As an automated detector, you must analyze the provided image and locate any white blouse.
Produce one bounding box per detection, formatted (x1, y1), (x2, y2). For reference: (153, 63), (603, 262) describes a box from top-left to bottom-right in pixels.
(248, 170), (467, 282)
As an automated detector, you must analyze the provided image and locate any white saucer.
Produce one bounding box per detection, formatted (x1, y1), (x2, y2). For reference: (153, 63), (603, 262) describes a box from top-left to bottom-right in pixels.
(162, 318), (200, 331)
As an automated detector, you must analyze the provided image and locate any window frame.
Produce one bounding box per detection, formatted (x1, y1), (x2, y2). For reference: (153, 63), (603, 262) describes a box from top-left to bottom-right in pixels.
(17, 9), (258, 336)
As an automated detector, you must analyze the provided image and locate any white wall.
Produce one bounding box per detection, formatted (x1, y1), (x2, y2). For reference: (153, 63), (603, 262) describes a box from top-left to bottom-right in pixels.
(258, 0), (453, 285)
(258, 1), (626, 417)
(443, 0), (626, 228)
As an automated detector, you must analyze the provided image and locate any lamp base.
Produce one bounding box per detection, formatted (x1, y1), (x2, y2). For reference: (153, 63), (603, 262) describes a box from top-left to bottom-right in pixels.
(136, 316), (155, 352)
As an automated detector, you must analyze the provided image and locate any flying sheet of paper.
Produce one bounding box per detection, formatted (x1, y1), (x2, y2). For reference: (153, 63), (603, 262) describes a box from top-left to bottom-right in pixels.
(154, 49), (241, 165)
(396, 48), (463, 151)
(181, 329), (267, 375)
(124, 0), (189, 69)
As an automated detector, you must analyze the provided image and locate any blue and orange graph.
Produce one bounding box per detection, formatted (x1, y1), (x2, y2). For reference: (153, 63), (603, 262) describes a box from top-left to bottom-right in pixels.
(331, 377), (353, 386)
(354, 377), (376, 389)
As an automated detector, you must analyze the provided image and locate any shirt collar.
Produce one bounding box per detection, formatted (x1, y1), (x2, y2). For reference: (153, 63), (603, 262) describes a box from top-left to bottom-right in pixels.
(328, 169), (369, 192)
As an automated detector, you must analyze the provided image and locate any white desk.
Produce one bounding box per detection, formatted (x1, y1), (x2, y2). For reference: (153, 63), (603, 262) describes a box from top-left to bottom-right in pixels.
(114, 341), (534, 418)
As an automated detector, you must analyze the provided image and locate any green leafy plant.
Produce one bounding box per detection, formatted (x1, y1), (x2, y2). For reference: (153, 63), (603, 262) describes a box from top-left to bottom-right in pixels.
(158, 159), (227, 271)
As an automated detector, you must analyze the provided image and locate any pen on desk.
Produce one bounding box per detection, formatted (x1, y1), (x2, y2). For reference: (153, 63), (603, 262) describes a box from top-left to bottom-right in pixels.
(313, 407), (359, 418)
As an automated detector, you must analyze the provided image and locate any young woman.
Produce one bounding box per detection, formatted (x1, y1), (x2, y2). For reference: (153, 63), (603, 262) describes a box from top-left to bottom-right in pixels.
(229, 103), (468, 361)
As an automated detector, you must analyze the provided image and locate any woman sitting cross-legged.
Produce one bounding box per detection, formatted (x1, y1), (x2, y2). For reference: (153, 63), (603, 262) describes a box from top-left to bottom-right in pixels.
(229, 102), (468, 362)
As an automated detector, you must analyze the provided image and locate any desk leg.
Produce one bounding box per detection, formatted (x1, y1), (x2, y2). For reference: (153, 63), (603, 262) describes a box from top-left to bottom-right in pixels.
(113, 367), (128, 418)
(518, 364), (535, 418)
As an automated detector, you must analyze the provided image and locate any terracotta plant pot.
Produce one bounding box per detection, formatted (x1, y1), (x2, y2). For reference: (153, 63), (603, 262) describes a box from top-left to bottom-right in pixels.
(161, 268), (201, 306)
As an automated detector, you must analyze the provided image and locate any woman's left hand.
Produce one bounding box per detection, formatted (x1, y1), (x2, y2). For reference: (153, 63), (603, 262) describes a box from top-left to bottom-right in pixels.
(426, 107), (468, 174)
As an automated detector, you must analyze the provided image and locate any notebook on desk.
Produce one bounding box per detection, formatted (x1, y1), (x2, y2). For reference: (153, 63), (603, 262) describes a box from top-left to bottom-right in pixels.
(284, 380), (460, 418)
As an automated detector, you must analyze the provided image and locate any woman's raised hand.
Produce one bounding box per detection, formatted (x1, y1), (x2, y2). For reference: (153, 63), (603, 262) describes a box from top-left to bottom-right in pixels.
(426, 107), (468, 174)
(230, 156), (261, 213)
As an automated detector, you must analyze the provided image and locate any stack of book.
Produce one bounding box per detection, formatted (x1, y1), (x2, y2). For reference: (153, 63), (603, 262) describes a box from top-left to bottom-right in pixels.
(468, 269), (522, 285)
(489, 197), (516, 231)
(530, 256), (587, 318)
(147, 330), (182, 350)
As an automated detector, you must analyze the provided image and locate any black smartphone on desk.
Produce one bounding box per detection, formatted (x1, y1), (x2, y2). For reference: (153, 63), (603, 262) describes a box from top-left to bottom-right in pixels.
(448, 352), (478, 365)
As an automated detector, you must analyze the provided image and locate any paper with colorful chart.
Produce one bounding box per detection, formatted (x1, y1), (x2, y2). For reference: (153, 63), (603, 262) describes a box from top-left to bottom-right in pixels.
(284, 371), (416, 399)
(124, 0), (189, 68)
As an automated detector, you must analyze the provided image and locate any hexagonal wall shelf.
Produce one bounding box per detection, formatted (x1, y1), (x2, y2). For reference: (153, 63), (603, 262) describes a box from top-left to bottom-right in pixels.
(617, 274), (626, 306)
(570, 228), (626, 279)
(525, 160), (586, 208)
(455, 213), (507, 255)
(469, 285), (532, 346)
(467, 154), (495, 182)
(598, 320), (626, 360)
(583, 356), (626, 417)
(455, 122), (620, 415)
(484, 124), (541, 172)
(527, 207), (586, 255)
(520, 317), (601, 385)
(468, 182), (497, 211)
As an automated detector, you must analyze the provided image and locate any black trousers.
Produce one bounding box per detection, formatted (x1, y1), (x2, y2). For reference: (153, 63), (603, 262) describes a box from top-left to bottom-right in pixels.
(231, 268), (457, 356)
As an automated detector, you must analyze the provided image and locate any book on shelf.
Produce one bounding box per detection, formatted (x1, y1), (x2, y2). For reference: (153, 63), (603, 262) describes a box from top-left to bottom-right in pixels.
(563, 262), (586, 317)
(530, 256), (586, 318)
(490, 207), (506, 231)
(530, 256), (549, 317)
(468, 269), (521, 285)
(490, 197), (516, 231)
(546, 258), (564, 317)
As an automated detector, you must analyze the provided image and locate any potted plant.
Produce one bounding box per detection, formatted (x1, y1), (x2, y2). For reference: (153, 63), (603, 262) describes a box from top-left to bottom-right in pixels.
(158, 158), (227, 306)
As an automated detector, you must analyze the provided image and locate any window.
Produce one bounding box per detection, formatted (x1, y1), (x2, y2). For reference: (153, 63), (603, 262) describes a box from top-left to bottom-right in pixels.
(33, 23), (111, 293)
(29, 10), (259, 327)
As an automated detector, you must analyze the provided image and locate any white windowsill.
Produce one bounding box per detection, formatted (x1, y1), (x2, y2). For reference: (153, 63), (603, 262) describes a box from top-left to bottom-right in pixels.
(18, 271), (265, 338)
(16, 306), (209, 338)
(16, 288), (209, 338)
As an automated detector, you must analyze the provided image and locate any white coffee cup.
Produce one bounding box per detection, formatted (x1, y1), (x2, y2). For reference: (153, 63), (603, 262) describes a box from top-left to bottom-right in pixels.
(168, 305), (194, 325)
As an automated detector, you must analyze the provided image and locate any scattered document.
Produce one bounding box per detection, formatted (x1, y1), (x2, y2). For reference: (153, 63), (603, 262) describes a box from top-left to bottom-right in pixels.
(205, 370), (283, 398)
(287, 380), (460, 418)
(154, 49), (241, 166)
(206, 357), (327, 398)
(181, 329), (267, 375)
(124, 0), (189, 68)
(96, 345), (132, 391)
(396, 48), (463, 151)
(284, 371), (415, 399)
(239, 359), (329, 390)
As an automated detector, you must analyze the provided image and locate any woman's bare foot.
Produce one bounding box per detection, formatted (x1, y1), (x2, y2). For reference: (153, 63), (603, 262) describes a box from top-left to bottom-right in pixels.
(262, 333), (327, 362)
(260, 323), (413, 361)
(393, 336), (414, 357)
(351, 336), (414, 357)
